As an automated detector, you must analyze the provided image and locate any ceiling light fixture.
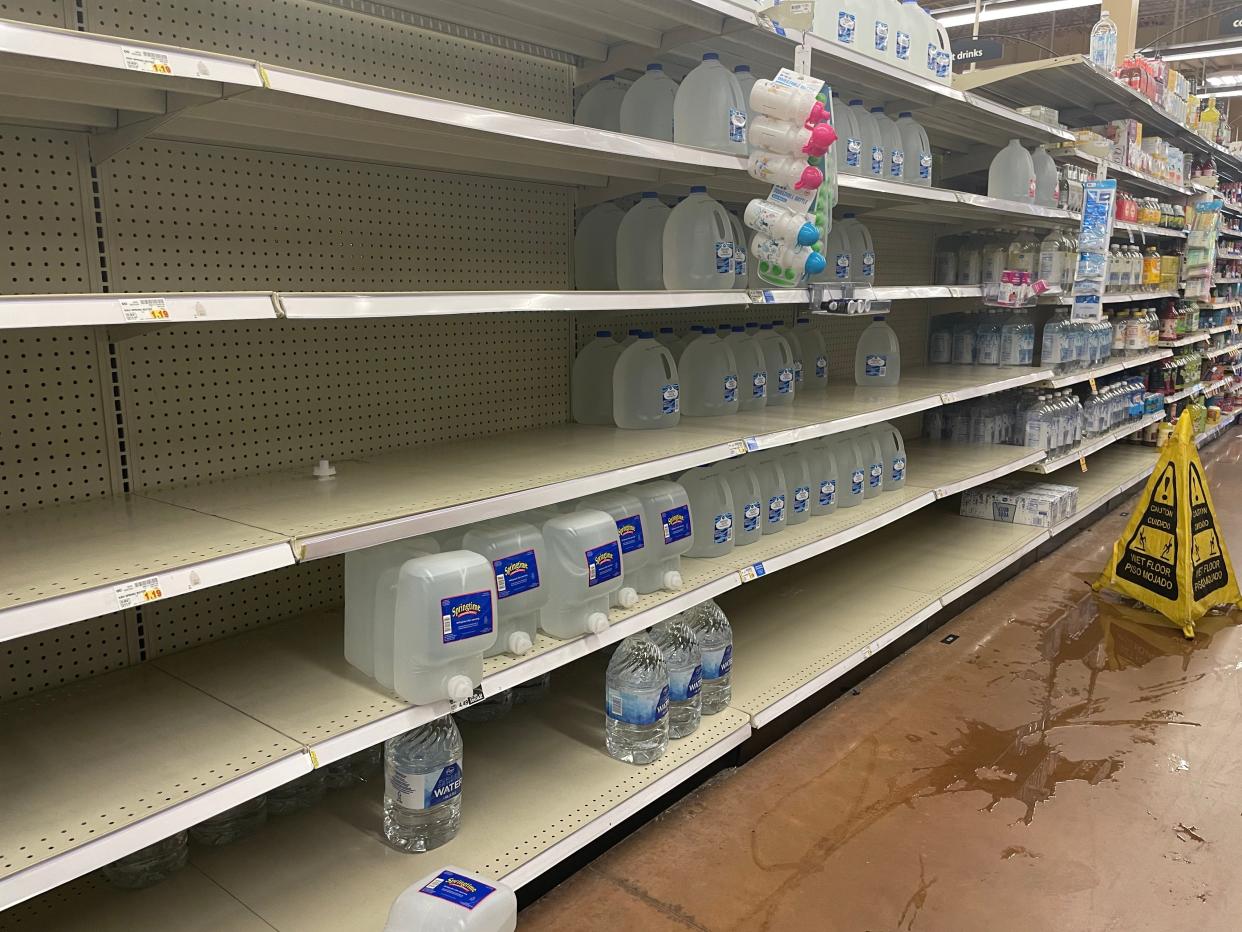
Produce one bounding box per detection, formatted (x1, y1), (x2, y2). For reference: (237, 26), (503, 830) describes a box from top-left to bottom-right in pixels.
(935, 0), (1099, 29)
(1160, 45), (1242, 62)
(1208, 88), (1242, 98)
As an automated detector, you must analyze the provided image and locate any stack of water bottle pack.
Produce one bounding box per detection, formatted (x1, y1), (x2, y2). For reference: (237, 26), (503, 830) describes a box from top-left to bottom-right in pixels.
(960, 478), (1080, 528)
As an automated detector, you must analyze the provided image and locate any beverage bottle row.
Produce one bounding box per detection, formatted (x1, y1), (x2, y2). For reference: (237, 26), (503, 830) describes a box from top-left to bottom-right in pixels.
(1040, 311), (1119, 372)
(815, 0), (952, 84)
(835, 100), (932, 185)
(988, 140), (1059, 206)
(812, 212), (877, 283)
(927, 309), (1036, 367)
(933, 231), (1077, 293)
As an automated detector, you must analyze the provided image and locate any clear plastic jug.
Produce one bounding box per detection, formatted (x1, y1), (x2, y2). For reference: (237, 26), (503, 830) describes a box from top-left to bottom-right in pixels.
(575, 75), (625, 131)
(781, 447), (814, 526)
(806, 440), (840, 515)
(613, 334), (680, 429)
(987, 139), (1037, 203)
(677, 466), (735, 559)
(751, 452), (788, 535)
(895, 112), (932, 186)
(384, 867), (517, 932)
(831, 92), (863, 175)
(662, 186), (736, 290)
(572, 330), (622, 425)
(839, 213), (876, 283)
(672, 52), (747, 155)
(796, 318), (829, 390)
(855, 317), (901, 386)
(679, 329), (740, 417)
(538, 510), (623, 639)
(626, 481), (694, 593)
(754, 324), (796, 404)
(725, 325), (768, 410)
(616, 193), (671, 290)
(462, 519), (549, 657)
(620, 64), (677, 141)
(574, 203), (624, 289)
(344, 535), (439, 683)
(574, 491), (646, 609)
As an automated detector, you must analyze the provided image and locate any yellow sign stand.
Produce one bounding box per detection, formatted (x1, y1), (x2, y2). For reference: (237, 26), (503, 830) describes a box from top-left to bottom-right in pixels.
(1094, 411), (1240, 637)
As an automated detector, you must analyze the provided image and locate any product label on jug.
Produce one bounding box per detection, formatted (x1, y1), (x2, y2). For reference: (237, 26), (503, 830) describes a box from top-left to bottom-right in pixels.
(793, 485), (811, 513)
(713, 512), (734, 544)
(777, 367), (794, 394)
(846, 137), (862, 167)
(606, 684), (669, 724)
(892, 456), (907, 482)
(896, 30), (911, 60)
(661, 383), (680, 415)
(616, 514), (645, 554)
(768, 494), (786, 524)
(493, 549), (540, 598)
(869, 462), (883, 489)
(440, 591), (493, 643)
(715, 241), (733, 274)
(742, 500), (761, 533)
(819, 479), (837, 507)
(863, 251), (876, 278)
(702, 644), (732, 679)
(752, 370), (767, 398)
(834, 251), (850, 280)
(865, 353), (887, 377)
(919, 152), (932, 179)
(935, 49), (951, 79)
(851, 468), (865, 495)
(816, 354), (827, 378)
(586, 541), (622, 586)
(734, 242), (747, 277)
(661, 505), (692, 544)
(871, 145), (884, 175)
(838, 11), (856, 43)
(723, 373), (738, 404)
(793, 360), (803, 383)
(874, 20), (889, 52)
(670, 664), (703, 701)
(728, 108), (746, 143)
(391, 761), (462, 810)
(891, 148), (904, 178)
(419, 869), (494, 910)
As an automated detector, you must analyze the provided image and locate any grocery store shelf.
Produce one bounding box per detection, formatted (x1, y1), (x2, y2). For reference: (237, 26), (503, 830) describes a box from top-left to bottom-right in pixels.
(1220, 228), (1242, 239)
(277, 290), (751, 317)
(1203, 376), (1235, 396)
(1113, 220), (1187, 240)
(1217, 277), (1242, 285)
(1218, 252), (1242, 262)
(1036, 348), (1172, 390)
(1206, 323), (1237, 334)
(1050, 148), (1192, 198)
(1101, 290), (1178, 304)
(1197, 409), (1241, 445)
(1044, 443), (1157, 537)
(0, 293), (278, 329)
(1024, 410), (1164, 474)
(1158, 331), (1210, 347)
(1164, 382), (1202, 404)
(1206, 342), (1242, 358)
(1200, 300), (1240, 310)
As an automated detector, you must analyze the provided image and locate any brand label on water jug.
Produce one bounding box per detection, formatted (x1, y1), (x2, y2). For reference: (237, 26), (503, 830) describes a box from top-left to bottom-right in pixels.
(702, 644), (732, 679)
(616, 514), (645, 554)
(391, 761), (462, 810)
(834, 252), (850, 280)
(869, 462), (883, 489)
(728, 108), (746, 143)
(838, 11), (856, 43)
(440, 591), (493, 643)
(661, 505), (692, 544)
(734, 242), (747, 277)
(768, 494), (786, 524)
(661, 383), (680, 415)
(865, 353), (887, 377)
(723, 373), (738, 404)
(927, 42), (938, 72)
(715, 241), (734, 274)
(863, 250), (876, 278)
(896, 30), (911, 60)
(742, 500), (761, 533)
(793, 360), (804, 383)
(752, 370), (767, 398)
(816, 354), (827, 378)
(493, 549), (539, 598)
(851, 468), (865, 495)
(419, 870), (494, 910)
(793, 485), (811, 513)
(819, 479), (837, 507)
(606, 684), (669, 724)
(871, 145), (884, 175)
(713, 512), (734, 544)
(891, 149), (904, 177)
(777, 367), (794, 394)
(919, 152), (932, 180)
(1028, 177), (1037, 200)
(875, 20), (889, 52)
(892, 456), (907, 482)
(670, 664), (703, 701)
(586, 541), (622, 586)
(935, 49), (951, 79)
(846, 137), (862, 168)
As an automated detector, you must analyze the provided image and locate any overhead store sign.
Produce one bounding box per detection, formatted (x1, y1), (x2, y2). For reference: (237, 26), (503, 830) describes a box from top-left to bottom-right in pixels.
(1219, 12), (1242, 36)
(951, 38), (1004, 66)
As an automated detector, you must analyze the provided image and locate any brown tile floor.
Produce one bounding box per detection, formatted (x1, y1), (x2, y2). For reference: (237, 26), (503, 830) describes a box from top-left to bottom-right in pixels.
(522, 432), (1242, 932)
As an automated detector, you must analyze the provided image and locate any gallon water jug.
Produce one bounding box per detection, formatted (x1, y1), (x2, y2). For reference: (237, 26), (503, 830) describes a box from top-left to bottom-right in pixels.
(679, 329), (740, 417)
(774, 319), (806, 388)
(384, 867), (517, 932)
(818, 221), (852, 283)
(725, 325), (768, 410)
(616, 193), (671, 290)
(613, 334), (680, 429)
(1032, 146), (1059, 208)
(574, 203), (624, 289)
(752, 452), (788, 535)
(673, 52), (747, 155)
(988, 139), (1036, 203)
(345, 535), (440, 682)
(718, 460), (764, 547)
(754, 323), (795, 404)
(848, 100), (884, 178)
(872, 421), (908, 490)
(572, 330), (623, 425)
(855, 316), (901, 386)
(781, 447), (814, 526)
(663, 186), (735, 290)
(626, 481), (693, 593)
(462, 520), (548, 657)
(871, 0), (898, 63)
(574, 491), (646, 608)
(392, 551), (497, 704)
(827, 435), (866, 508)
(831, 92), (863, 176)
(839, 213), (876, 283)
(817, 0), (867, 52)
(620, 64), (677, 141)
(805, 439), (840, 515)
(538, 510), (623, 638)
(857, 426), (887, 498)
(727, 211), (749, 288)
(893, 0), (922, 72)
(895, 112), (932, 186)
(795, 317), (829, 390)
(925, 9), (952, 82)
(676, 466), (735, 559)
(655, 326), (680, 352)
(733, 65), (756, 114)
(870, 107), (904, 181)
(575, 75), (625, 131)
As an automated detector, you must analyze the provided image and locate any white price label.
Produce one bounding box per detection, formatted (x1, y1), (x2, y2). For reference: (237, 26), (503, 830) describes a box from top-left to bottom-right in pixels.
(739, 562), (766, 583)
(119, 297), (171, 321)
(114, 575), (164, 610)
(450, 685), (486, 712)
(747, 290), (776, 304)
(728, 440), (748, 457)
(121, 47), (174, 75)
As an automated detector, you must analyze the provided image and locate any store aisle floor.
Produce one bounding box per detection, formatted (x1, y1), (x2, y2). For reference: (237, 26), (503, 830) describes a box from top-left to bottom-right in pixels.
(522, 433), (1242, 932)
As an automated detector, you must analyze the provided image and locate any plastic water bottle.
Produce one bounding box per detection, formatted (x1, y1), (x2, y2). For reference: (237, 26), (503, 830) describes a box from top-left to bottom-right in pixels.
(673, 52), (747, 155)
(616, 193), (670, 290)
(572, 331), (622, 425)
(268, 770), (326, 815)
(796, 318), (829, 390)
(976, 310), (1002, 366)
(613, 333), (679, 429)
(819, 221), (852, 282)
(894, 0), (922, 72)
(574, 492), (644, 608)
(896, 112), (932, 186)
(344, 535), (439, 683)
(679, 328), (740, 416)
(829, 434), (867, 508)
(677, 466), (735, 558)
(103, 832), (189, 889)
(774, 319), (805, 387)
(925, 9), (953, 82)
(1090, 10), (1118, 71)
(755, 323), (795, 404)
(873, 422), (908, 490)
(684, 600), (732, 714)
(726, 325), (768, 409)
(648, 616), (702, 738)
(817, 0), (865, 50)
(190, 796), (267, 847)
(620, 64), (677, 141)
(538, 510), (622, 638)
(719, 460), (764, 547)
(663, 186), (735, 290)
(383, 866), (517, 932)
(744, 198), (820, 247)
(574, 203), (624, 289)
(839, 213), (876, 283)
(855, 317), (901, 386)
(782, 447), (815, 525)
(829, 92), (862, 176)
(752, 451), (788, 534)
(1032, 147), (1059, 208)
(324, 747), (382, 788)
(626, 480), (693, 593)
(605, 633), (670, 764)
(462, 520), (548, 657)
(575, 74), (625, 131)
(655, 326), (680, 352)
(988, 140), (1037, 203)
(856, 427), (885, 498)
(870, 107), (904, 181)
(384, 716), (463, 852)
(871, 0), (896, 60)
(807, 439), (840, 515)
(848, 100), (884, 179)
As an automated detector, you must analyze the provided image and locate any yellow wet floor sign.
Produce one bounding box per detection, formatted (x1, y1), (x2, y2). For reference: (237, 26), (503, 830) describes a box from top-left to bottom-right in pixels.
(1094, 410), (1240, 637)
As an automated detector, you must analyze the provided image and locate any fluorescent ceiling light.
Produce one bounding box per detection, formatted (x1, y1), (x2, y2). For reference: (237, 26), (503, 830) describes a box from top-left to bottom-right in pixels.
(936, 0), (1099, 28)
(1209, 88), (1242, 98)
(1207, 71), (1242, 86)
(1162, 45), (1242, 62)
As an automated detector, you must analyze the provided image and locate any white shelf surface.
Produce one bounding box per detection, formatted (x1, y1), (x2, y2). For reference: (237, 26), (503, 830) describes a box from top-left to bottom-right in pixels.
(1158, 331), (1210, 347)
(1164, 382), (1203, 404)
(1023, 410), (1165, 474)
(1037, 348), (1172, 390)
(1101, 290), (1178, 304)
(1114, 220), (1187, 240)
(1206, 323), (1237, 335)
(1206, 342), (1242, 358)
(0, 293), (278, 329)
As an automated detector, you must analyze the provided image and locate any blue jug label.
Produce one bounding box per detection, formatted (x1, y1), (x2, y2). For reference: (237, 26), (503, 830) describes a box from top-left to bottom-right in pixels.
(419, 869), (493, 910)
(869, 462), (883, 489)
(863, 251), (876, 277)
(493, 549), (539, 599)
(742, 500), (761, 533)
(768, 494), (786, 524)
(616, 514), (645, 554)
(892, 456), (907, 482)
(819, 479), (837, 507)
(865, 353), (887, 377)
(834, 252), (850, 279)
(670, 664), (702, 701)
(661, 504), (692, 544)
(816, 354), (827, 378)
(874, 20), (889, 52)
(713, 512), (734, 544)
(661, 383), (679, 414)
(777, 367), (794, 394)
(734, 242), (747, 276)
(702, 644), (732, 679)
(838, 11), (856, 43)
(586, 541), (622, 586)
(793, 360), (804, 383)
(752, 370), (767, 398)
(935, 49), (951, 78)
(891, 149), (904, 177)
(606, 684), (669, 724)
(440, 590), (493, 644)
(927, 42), (938, 72)
(896, 30), (911, 59)
(793, 485), (811, 513)
(846, 137), (862, 167)
(728, 108), (746, 143)
(851, 468), (864, 495)
(715, 241), (734, 273)
(392, 762), (462, 811)
(723, 373), (738, 403)
(919, 152), (932, 179)
(871, 145), (884, 175)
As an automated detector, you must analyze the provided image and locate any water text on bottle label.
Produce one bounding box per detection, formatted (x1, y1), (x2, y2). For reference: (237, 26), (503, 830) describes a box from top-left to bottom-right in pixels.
(896, 31), (911, 60)
(493, 549), (539, 598)
(869, 462), (883, 489)
(793, 485), (811, 513)
(838, 12), (856, 43)
(892, 456), (907, 482)
(585, 541), (622, 586)
(816, 354), (827, 378)
(606, 685), (669, 725)
(440, 590), (494, 643)
(846, 137), (861, 167)
(752, 371), (767, 398)
(616, 514), (645, 554)
(670, 664), (703, 701)
(702, 644), (733, 678)
(661, 505), (692, 544)
(851, 468), (864, 495)
(713, 512), (734, 544)
(865, 353), (887, 377)
(819, 479), (837, 507)
(768, 494), (786, 524)
(728, 109), (746, 143)
(723, 373), (738, 404)
(874, 20), (889, 52)
(778, 367), (794, 394)
(391, 761), (462, 810)
(419, 870), (496, 910)
(743, 500), (761, 532)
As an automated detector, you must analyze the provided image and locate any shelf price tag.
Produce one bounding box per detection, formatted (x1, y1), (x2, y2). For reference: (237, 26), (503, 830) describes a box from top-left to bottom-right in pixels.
(727, 440), (748, 457)
(114, 575), (164, 610)
(739, 563), (766, 583)
(121, 47), (174, 75)
(118, 296), (171, 321)
(449, 684), (486, 712)
(747, 290), (776, 304)
(1089, 377), (1098, 392)
(1079, 457), (1089, 473)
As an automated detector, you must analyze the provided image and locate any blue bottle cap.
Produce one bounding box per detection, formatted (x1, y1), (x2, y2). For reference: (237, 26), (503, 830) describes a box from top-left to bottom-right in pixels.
(843, 212), (857, 219)
(646, 63), (663, 71)
(745, 321), (759, 327)
(848, 99), (864, 106)
(628, 328), (642, 335)
(717, 322), (731, 329)
(805, 252), (828, 276)
(703, 52), (720, 60)
(899, 111), (913, 118)
(689, 185), (707, 193)
(873, 315), (886, 321)
(870, 106), (885, 113)
(600, 74), (616, 81)
(773, 319), (785, 326)
(734, 64), (751, 72)
(732, 326), (745, 332)
(797, 317), (810, 323)
(641, 191), (659, 198)
(759, 323), (774, 330)
(639, 330), (654, 338)
(659, 326), (674, 333)
(796, 221), (820, 246)
(596, 330), (612, 338)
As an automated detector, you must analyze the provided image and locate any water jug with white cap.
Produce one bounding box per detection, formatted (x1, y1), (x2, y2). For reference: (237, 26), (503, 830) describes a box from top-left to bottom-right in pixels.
(574, 491), (646, 609)
(538, 510), (623, 639)
(345, 535), (439, 683)
(673, 52), (747, 155)
(461, 520), (548, 657)
(626, 481), (694, 593)
(677, 466), (736, 559)
(613, 333), (680, 429)
(620, 64), (677, 140)
(571, 330), (623, 425)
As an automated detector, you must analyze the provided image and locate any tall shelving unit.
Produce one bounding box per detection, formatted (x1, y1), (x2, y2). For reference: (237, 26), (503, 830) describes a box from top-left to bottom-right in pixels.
(1, 3), (1238, 928)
